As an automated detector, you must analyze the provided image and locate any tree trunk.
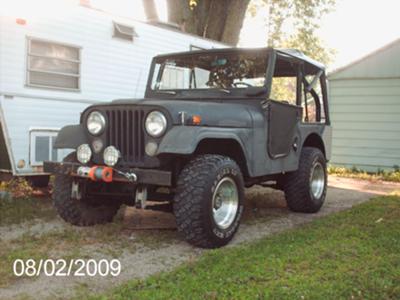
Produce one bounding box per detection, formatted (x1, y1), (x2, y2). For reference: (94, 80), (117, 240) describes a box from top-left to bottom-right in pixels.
(143, 0), (159, 21)
(166, 0), (250, 45)
(220, 0), (250, 45)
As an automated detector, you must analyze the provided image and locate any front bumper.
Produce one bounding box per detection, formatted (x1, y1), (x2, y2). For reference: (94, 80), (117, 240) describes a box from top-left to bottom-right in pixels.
(43, 161), (172, 186)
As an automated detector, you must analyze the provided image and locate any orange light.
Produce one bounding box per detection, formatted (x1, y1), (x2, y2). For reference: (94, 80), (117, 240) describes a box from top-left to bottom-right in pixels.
(192, 115), (202, 125)
(16, 18), (26, 25)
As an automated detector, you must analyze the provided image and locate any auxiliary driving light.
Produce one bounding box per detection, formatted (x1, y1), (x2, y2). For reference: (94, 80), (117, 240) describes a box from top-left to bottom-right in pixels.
(103, 146), (120, 166)
(77, 144), (92, 164)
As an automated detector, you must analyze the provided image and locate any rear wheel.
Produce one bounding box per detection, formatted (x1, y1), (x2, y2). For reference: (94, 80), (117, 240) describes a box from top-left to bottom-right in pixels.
(174, 154), (244, 248)
(53, 153), (120, 226)
(284, 147), (327, 213)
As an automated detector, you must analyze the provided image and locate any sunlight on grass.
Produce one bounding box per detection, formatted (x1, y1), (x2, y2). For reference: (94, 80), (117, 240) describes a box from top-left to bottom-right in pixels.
(328, 165), (400, 183)
(85, 196), (400, 300)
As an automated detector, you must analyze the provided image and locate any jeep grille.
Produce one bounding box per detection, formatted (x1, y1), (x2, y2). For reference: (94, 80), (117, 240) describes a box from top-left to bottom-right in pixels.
(105, 109), (145, 164)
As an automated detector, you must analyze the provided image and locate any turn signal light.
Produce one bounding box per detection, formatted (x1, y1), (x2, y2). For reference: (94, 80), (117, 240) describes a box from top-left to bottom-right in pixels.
(192, 115), (202, 125)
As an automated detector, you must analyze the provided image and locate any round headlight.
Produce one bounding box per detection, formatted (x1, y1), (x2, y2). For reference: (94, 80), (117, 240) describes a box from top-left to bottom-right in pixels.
(87, 111), (106, 135)
(77, 144), (92, 164)
(103, 146), (120, 167)
(145, 111), (167, 137)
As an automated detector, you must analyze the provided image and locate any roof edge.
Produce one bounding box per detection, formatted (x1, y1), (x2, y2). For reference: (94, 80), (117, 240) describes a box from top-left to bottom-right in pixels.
(328, 38), (400, 78)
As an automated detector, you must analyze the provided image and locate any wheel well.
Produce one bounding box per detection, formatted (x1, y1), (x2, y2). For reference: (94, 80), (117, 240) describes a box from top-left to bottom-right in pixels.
(303, 133), (325, 157)
(194, 138), (249, 178)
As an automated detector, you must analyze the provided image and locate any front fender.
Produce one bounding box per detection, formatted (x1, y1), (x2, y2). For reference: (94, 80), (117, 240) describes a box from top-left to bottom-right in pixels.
(157, 126), (249, 155)
(54, 124), (88, 149)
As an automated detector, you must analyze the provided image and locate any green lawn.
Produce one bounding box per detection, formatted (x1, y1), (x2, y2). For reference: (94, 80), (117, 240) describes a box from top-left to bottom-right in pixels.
(0, 196), (56, 226)
(88, 196), (400, 300)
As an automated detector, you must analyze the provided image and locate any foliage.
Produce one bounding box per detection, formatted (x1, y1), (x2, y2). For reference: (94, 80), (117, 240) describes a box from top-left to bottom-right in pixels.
(328, 165), (400, 183)
(0, 178), (34, 199)
(0, 178), (54, 226)
(248, 0), (336, 66)
(86, 196), (400, 299)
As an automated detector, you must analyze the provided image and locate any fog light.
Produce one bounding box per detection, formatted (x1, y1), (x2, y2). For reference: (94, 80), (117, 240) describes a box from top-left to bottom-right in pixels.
(145, 142), (158, 157)
(77, 144), (92, 164)
(103, 146), (120, 166)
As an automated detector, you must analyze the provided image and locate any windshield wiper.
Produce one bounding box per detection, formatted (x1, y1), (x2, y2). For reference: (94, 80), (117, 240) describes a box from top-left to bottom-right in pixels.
(155, 90), (177, 95)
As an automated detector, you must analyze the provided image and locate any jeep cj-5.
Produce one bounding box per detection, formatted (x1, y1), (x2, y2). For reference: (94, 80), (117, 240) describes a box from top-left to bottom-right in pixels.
(45, 47), (332, 248)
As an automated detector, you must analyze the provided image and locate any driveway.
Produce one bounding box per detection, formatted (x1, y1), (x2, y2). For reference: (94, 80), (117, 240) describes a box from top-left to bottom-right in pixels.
(0, 176), (399, 299)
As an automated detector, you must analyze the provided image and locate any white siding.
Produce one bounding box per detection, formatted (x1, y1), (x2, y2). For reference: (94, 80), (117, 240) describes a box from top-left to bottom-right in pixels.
(329, 78), (400, 171)
(0, 3), (225, 175)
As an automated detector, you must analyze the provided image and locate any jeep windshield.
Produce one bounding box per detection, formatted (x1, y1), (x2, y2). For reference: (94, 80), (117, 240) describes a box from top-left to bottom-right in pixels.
(149, 49), (268, 98)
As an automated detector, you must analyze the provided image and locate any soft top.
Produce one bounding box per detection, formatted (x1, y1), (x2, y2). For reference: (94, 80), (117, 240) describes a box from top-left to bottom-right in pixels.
(154, 47), (325, 72)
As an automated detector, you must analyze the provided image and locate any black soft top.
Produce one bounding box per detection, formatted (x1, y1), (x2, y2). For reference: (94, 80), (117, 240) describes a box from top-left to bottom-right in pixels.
(154, 47), (325, 72)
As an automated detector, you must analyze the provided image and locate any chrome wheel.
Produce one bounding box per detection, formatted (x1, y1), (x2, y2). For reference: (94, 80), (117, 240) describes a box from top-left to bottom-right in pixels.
(310, 162), (325, 199)
(212, 177), (239, 229)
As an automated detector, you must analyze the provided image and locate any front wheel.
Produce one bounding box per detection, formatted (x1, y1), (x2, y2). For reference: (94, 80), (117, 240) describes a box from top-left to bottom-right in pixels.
(53, 153), (121, 226)
(174, 154), (245, 248)
(284, 147), (327, 213)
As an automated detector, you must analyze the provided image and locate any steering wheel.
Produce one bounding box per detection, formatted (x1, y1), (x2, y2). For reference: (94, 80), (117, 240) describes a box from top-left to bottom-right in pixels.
(233, 82), (253, 87)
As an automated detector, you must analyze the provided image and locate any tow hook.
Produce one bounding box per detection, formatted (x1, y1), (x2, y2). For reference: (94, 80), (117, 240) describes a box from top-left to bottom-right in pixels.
(114, 169), (138, 182)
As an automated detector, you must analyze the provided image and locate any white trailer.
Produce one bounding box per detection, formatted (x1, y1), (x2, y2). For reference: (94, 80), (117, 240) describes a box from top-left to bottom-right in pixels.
(0, 0), (225, 185)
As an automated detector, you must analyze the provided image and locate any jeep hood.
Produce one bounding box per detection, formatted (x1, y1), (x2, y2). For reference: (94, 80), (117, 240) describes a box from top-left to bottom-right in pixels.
(91, 98), (257, 128)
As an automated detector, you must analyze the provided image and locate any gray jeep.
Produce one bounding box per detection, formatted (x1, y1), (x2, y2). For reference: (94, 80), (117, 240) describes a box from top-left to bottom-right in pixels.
(44, 47), (332, 248)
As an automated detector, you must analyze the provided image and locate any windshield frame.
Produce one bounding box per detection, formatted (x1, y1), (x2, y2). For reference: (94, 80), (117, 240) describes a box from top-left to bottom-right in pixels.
(144, 48), (274, 100)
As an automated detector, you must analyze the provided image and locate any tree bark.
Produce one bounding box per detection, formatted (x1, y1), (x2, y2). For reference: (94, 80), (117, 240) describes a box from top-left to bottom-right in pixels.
(220, 0), (251, 45)
(143, 0), (159, 21)
(166, 0), (250, 45)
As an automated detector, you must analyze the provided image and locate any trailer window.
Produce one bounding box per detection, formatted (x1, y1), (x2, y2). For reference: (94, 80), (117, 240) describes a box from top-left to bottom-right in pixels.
(30, 130), (63, 166)
(27, 38), (81, 90)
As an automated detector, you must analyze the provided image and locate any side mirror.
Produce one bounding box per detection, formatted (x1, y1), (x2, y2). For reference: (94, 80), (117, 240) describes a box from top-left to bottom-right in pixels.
(246, 86), (268, 96)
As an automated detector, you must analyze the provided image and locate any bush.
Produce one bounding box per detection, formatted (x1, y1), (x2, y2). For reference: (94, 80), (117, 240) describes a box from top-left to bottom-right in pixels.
(0, 178), (34, 199)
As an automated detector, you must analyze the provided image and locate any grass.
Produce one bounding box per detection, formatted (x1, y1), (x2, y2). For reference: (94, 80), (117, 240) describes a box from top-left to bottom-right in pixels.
(328, 165), (400, 183)
(0, 196), (56, 226)
(86, 196), (400, 300)
(0, 178), (56, 226)
(0, 215), (133, 288)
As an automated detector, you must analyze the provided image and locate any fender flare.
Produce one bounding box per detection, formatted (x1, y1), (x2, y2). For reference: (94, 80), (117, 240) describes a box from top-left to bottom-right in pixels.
(54, 124), (88, 149)
(157, 126), (248, 155)
(157, 126), (252, 175)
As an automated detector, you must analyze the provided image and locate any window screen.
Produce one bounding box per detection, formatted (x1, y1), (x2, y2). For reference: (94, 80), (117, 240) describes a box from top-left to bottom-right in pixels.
(27, 38), (81, 90)
(35, 136), (50, 163)
(113, 22), (137, 41)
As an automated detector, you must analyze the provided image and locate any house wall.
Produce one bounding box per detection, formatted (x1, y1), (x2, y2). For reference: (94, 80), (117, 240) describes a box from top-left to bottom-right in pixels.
(329, 78), (400, 171)
(0, 3), (225, 175)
